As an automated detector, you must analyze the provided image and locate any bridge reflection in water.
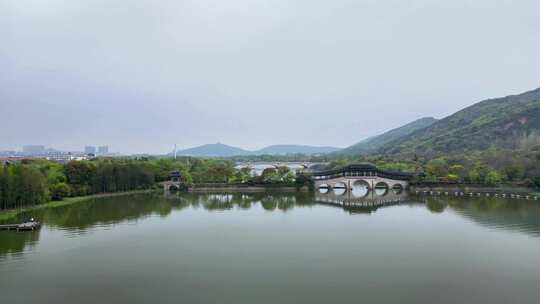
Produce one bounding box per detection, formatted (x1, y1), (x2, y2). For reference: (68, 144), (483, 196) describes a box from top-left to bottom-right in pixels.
(315, 187), (409, 214)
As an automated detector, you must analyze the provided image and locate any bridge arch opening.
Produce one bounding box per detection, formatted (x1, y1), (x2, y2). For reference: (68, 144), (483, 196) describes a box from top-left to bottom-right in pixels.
(318, 184), (331, 194)
(374, 182), (389, 196)
(168, 184), (179, 192)
(333, 182), (347, 196)
(392, 184), (404, 194)
(351, 180), (370, 197)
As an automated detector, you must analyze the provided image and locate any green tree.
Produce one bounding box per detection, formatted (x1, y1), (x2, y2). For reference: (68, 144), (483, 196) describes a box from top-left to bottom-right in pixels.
(46, 163), (67, 185)
(425, 158), (449, 178)
(0, 165), (12, 209)
(504, 165), (524, 181)
(468, 169), (481, 183)
(65, 161), (96, 185)
(9, 164), (49, 207)
(50, 183), (71, 200)
(446, 174), (459, 183)
(448, 165), (465, 179)
(261, 168), (279, 183)
(484, 170), (502, 186)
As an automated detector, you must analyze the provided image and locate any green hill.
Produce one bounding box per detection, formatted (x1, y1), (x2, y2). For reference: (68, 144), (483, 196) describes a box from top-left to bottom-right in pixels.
(177, 143), (250, 157)
(379, 88), (540, 156)
(336, 117), (438, 155)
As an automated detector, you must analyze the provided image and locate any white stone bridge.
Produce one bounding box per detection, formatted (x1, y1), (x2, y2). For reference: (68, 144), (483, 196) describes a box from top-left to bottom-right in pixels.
(306, 164), (415, 195)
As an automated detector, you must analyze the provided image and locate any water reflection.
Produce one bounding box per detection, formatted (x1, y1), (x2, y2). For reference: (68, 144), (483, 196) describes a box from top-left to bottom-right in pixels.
(318, 184), (330, 194)
(21, 194), (180, 230)
(0, 230), (40, 258)
(351, 180), (370, 197)
(172, 192), (314, 212)
(374, 187), (388, 196)
(392, 184), (404, 195)
(420, 195), (540, 237)
(2, 192), (540, 259)
(315, 188), (412, 214)
(332, 182), (347, 196)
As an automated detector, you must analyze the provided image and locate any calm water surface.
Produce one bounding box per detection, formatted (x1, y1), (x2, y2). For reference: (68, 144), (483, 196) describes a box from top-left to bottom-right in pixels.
(1, 192), (540, 303)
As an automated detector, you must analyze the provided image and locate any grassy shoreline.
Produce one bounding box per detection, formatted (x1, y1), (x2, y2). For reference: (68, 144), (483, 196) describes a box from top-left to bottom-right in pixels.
(0, 189), (155, 222)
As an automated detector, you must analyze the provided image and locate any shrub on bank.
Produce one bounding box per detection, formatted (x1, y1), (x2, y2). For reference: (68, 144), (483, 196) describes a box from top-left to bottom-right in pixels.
(50, 183), (71, 201)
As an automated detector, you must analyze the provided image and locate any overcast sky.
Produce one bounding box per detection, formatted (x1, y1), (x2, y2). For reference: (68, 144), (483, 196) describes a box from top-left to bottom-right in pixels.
(1, 0), (539, 154)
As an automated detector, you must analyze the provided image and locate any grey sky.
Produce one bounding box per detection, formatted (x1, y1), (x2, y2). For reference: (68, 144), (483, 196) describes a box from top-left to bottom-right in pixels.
(1, 0), (539, 154)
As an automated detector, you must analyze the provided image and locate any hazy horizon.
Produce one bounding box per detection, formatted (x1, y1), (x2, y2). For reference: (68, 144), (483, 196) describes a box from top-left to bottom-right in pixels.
(2, 0), (539, 154)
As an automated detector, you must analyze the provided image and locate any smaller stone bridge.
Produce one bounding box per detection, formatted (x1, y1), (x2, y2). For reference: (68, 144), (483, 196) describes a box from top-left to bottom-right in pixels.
(305, 164), (416, 195)
(163, 170), (183, 192)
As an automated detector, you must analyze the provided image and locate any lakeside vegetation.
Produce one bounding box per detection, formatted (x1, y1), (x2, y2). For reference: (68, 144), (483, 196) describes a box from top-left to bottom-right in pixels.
(324, 146), (540, 188)
(3, 149), (540, 213)
(0, 158), (305, 212)
(2, 141), (540, 214)
(0, 159), (156, 210)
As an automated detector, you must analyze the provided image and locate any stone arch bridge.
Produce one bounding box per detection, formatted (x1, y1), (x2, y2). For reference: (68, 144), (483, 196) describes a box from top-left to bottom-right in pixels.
(305, 164), (415, 194)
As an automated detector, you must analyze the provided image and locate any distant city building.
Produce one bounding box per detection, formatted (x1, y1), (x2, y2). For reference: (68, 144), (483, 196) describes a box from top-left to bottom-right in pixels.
(45, 152), (72, 163)
(23, 145), (45, 154)
(0, 151), (17, 156)
(85, 146), (97, 154)
(98, 146), (109, 155)
(45, 152), (89, 163)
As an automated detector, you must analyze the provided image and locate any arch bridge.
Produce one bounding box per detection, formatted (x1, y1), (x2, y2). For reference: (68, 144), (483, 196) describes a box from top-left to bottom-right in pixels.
(306, 164), (415, 195)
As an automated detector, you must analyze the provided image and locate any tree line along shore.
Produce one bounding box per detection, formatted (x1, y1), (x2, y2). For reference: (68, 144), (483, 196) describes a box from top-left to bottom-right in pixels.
(0, 158), (306, 212)
(1, 152), (540, 213)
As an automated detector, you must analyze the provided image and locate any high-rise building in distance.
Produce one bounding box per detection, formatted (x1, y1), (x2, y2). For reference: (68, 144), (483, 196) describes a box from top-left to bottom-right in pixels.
(85, 146), (97, 154)
(98, 146), (109, 155)
(23, 145), (45, 154)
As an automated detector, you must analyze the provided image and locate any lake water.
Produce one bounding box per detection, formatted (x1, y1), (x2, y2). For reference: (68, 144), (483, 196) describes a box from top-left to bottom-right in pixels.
(1, 192), (540, 303)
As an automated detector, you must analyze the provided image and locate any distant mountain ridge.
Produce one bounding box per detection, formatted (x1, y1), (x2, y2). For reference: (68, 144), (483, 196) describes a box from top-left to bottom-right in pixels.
(175, 143), (341, 157)
(377, 87), (540, 156)
(176, 143), (250, 157)
(336, 117), (438, 155)
(255, 145), (340, 155)
(174, 88), (540, 158)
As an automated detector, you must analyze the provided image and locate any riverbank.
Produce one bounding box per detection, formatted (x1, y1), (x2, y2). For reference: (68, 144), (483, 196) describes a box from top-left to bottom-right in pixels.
(0, 189), (156, 222)
(411, 183), (536, 194)
(188, 183), (309, 192)
(411, 183), (540, 200)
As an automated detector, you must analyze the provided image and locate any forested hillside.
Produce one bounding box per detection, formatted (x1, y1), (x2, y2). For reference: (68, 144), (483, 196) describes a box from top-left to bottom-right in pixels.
(337, 117), (437, 155)
(380, 88), (540, 156)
